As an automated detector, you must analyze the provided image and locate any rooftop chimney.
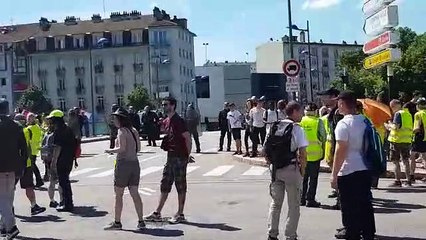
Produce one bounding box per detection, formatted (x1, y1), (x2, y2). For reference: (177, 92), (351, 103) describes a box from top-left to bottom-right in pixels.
(39, 17), (51, 31)
(64, 16), (78, 26)
(92, 14), (102, 23)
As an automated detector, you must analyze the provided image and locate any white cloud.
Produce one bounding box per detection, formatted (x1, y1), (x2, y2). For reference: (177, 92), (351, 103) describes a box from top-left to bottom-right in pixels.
(302, 0), (341, 9)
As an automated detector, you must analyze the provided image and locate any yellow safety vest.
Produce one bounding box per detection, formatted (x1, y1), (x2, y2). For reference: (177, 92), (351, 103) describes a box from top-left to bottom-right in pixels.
(300, 116), (324, 162)
(388, 109), (413, 144)
(321, 115), (333, 165)
(414, 110), (426, 141)
(23, 128), (32, 168)
(27, 124), (42, 156)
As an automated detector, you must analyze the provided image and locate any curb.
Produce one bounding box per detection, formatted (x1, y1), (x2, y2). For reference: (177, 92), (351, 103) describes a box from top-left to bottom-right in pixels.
(231, 155), (426, 179)
(81, 136), (109, 143)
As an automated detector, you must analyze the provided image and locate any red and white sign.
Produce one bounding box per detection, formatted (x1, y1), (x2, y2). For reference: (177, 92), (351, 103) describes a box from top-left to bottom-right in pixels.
(282, 59), (301, 78)
(363, 30), (400, 54)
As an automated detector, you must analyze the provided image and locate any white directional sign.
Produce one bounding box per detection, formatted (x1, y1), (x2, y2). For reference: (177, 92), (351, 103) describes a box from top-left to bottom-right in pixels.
(286, 77), (300, 92)
(364, 5), (399, 36)
(363, 0), (395, 18)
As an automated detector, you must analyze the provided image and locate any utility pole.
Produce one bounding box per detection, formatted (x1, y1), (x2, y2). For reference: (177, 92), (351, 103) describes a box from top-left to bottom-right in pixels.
(287, 0), (296, 100)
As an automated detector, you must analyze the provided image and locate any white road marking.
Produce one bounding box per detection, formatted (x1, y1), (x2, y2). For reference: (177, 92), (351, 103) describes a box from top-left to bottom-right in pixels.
(140, 166), (164, 176)
(70, 168), (100, 177)
(203, 165), (234, 176)
(88, 169), (114, 178)
(186, 166), (200, 174)
(242, 166), (268, 176)
(138, 190), (152, 196)
(140, 155), (162, 162)
(140, 187), (156, 193)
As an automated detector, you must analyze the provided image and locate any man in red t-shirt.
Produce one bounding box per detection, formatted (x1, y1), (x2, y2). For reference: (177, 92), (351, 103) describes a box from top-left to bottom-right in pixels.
(144, 97), (192, 224)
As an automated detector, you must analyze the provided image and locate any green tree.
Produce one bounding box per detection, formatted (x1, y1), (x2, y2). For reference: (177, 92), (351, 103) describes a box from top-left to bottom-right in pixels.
(17, 86), (53, 114)
(126, 86), (152, 112)
(396, 27), (417, 53)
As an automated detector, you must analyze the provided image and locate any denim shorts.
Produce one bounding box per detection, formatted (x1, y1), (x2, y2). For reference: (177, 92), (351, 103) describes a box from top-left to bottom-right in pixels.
(114, 161), (141, 188)
(160, 156), (188, 194)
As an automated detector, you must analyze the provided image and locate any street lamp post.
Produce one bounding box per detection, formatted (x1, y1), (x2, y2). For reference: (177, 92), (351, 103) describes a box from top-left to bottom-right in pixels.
(202, 42), (209, 64)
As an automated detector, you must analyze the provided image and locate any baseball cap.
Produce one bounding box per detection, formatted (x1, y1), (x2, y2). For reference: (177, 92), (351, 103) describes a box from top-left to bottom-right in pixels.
(332, 90), (357, 104)
(317, 87), (340, 97)
(112, 107), (130, 118)
(46, 109), (64, 119)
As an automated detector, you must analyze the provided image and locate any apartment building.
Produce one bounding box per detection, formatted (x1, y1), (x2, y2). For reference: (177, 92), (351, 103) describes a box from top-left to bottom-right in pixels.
(0, 7), (196, 133)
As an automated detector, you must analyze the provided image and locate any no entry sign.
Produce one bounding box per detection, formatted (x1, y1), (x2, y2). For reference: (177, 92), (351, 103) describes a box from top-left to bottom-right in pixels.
(282, 59), (301, 78)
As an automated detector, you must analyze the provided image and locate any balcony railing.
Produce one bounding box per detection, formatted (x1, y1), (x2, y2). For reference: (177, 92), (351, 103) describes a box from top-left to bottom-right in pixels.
(133, 63), (143, 72)
(114, 64), (124, 73)
(57, 88), (66, 96)
(56, 67), (66, 77)
(94, 63), (104, 74)
(114, 84), (124, 93)
(95, 85), (105, 95)
(76, 86), (86, 95)
(75, 67), (85, 76)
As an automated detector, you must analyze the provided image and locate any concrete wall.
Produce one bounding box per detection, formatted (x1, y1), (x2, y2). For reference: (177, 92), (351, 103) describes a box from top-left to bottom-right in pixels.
(223, 64), (251, 113)
(0, 48), (12, 113)
(256, 42), (283, 74)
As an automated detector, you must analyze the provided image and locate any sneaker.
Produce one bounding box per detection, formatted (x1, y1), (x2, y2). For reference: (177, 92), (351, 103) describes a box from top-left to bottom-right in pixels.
(137, 221), (146, 230)
(328, 190), (338, 198)
(49, 201), (59, 208)
(388, 181), (402, 187)
(103, 221), (122, 231)
(335, 228), (347, 239)
(144, 212), (161, 222)
(227, 148), (231, 152)
(35, 181), (44, 188)
(168, 214), (186, 224)
(306, 200), (321, 208)
(218, 148), (223, 152)
(5, 226), (19, 240)
(405, 181), (412, 187)
(268, 236), (279, 240)
(1, 228), (6, 237)
(56, 205), (74, 212)
(300, 199), (306, 206)
(410, 175), (416, 183)
(196, 149), (201, 153)
(243, 152), (250, 157)
(31, 204), (46, 216)
(232, 152), (239, 155)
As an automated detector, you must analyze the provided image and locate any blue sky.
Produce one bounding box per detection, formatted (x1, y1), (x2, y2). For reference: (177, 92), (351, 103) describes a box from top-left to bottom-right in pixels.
(0, 0), (424, 66)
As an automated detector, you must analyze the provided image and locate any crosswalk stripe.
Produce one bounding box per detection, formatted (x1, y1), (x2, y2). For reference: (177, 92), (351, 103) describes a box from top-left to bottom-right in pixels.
(140, 155), (162, 162)
(88, 169), (114, 178)
(139, 190), (152, 196)
(187, 166), (200, 174)
(140, 166), (163, 176)
(70, 168), (100, 177)
(242, 166), (268, 176)
(140, 187), (156, 193)
(203, 165), (234, 176)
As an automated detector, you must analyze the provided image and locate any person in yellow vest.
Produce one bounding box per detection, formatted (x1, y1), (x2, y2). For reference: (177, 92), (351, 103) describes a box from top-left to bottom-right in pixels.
(13, 114), (47, 216)
(300, 103), (326, 208)
(385, 100), (413, 187)
(26, 113), (44, 187)
(411, 98), (426, 182)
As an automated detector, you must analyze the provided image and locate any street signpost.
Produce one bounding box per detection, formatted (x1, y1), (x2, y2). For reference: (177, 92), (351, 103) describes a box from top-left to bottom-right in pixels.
(286, 76), (300, 92)
(363, 30), (400, 54)
(363, 0), (395, 17)
(363, 48), (401, 69)
(282, 59), (301, 78)
(364, 5), (398, 36)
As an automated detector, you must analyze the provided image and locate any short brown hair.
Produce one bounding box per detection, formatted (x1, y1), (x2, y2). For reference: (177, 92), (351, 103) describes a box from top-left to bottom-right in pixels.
(285, 101), (302, 116)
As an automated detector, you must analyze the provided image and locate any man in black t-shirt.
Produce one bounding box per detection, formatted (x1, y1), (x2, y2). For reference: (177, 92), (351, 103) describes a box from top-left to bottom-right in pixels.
(218, 102), (231, 151)
(48, 110), (77, 212)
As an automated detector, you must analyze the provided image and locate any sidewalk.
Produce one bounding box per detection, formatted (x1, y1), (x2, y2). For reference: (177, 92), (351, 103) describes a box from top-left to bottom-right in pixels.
(232, 155), (426, 179)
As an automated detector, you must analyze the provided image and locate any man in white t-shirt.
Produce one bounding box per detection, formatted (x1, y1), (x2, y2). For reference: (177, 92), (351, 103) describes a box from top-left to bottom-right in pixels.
(277, 100), (287, 121)
(249, 97), (266, 157)
(227, 103), (243, 155)
(330, 91), (376, 240)
(264, 102), (279, 136)
(266, 101), (308, 240)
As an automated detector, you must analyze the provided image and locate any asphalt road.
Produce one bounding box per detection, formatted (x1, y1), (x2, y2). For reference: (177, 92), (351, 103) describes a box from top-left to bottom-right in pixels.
(12, 131), (426, 240)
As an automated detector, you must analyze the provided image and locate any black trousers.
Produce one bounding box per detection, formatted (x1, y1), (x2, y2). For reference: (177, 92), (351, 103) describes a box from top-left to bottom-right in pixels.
(190, 129), (201, 151)
(302, 161), (321, 201)
(338, 171), (376, 240)
(251, 127), (266, 153)
(58, 166), (73, 207)
(110, 137), (116, 149)
(244, 128), (251, 153)
(30, 155), (43, 184)
(219, 129), (231, 150)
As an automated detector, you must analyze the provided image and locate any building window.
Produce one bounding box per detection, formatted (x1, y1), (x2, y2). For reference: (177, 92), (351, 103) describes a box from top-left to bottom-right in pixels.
(74, 58), (84, 67)
(40, 78), (47, 91)
(1, 95), (6, 99)
(134, 53), (143, 64)
(58, 78), (65, 90)
(112, 32), (122, 46)
(182, 49), (186, 59)
(190, 69), (193, 77)
(322, 48), (329, 58)
(189, 52), (193, 61)
(1, 78), (6, 86)
(183, 66), (186, 76)
(311, 47), (318, 56)
(195, 76), (210, 98)
(132, 31), (143, 43)
(59, 98), (66, 111)
(180, 65), (183, 75)
(117, 95), (124, 106)
(115, 74), (123, 85)
(78, 98), (85, 109)
(159, 31), (167, 45)
(97, 96), (104, 107)
(179, 48), (182, 58)
(56, 38), (64, 49)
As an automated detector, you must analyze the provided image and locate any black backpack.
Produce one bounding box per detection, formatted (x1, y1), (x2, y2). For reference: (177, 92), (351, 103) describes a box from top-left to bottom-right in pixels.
(264, 122), (297, 169)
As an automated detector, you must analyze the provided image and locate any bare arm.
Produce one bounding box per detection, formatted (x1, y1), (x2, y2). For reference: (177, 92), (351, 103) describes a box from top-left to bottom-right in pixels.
(51, 145), (61, 168)
(332, 140), (348, 179)
(298, 147), (307, 176)
(183, 131), (192, 156)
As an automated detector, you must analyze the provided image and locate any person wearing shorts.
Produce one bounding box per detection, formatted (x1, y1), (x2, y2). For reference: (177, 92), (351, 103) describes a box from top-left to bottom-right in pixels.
(145, 97), (192, 224)
(411, 99), (426, 182)
(227, 103), (243, 155)
(104, 108), (145, 231)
